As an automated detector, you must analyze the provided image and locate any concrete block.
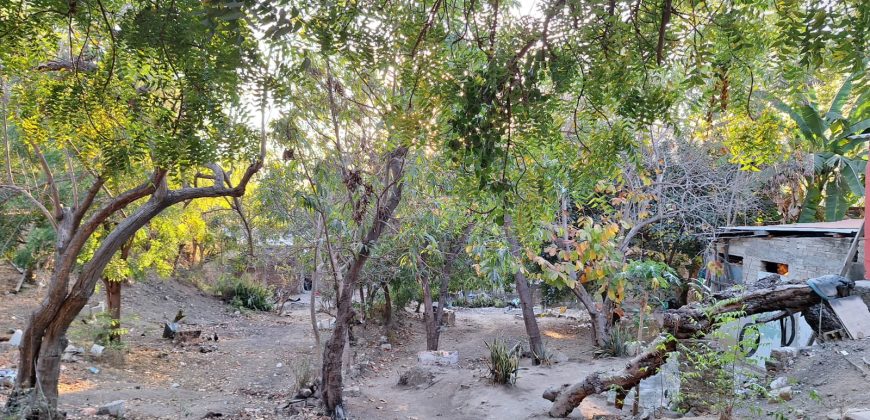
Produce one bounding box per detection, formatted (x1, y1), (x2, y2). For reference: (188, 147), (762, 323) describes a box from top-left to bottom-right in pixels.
(417, 350), (459, 366)
(97, 400), (125, 417)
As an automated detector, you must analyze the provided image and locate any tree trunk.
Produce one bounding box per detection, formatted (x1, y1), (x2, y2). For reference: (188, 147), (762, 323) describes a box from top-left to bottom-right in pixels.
(310, 218), (323, 362)
(358, 285), (366, 323)
(103, 278), (122, 342)
(544, 281), (827, 417)
(571, 283), (612, 348)
(503, 214), (544, 363)
(382, 281), (393, 326)
(435, 222), (473, 331)
(418, 255), (438, 351)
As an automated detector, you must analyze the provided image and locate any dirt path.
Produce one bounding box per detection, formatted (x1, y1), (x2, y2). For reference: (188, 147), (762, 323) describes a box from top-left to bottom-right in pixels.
(2, 277), (630, 419)
(343, 308), (622, 420)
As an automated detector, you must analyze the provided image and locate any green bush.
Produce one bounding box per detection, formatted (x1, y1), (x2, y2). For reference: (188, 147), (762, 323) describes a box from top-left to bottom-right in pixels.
(492, 298), (506, 308)
(69, 311), (130, 348)
(216, 274), (273, 311)
(485, 338), (520, 385)
(596, 322), (632, 357)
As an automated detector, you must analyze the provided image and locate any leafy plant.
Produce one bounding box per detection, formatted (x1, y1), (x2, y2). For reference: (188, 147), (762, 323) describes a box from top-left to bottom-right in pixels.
(675, 309), (762, 417)
(485, 338), (520, 385)
(69, 312), (130, 349)
(596, 322), (632, 358)
(763, 73), (870, 221)
(216, 274), (274, 311)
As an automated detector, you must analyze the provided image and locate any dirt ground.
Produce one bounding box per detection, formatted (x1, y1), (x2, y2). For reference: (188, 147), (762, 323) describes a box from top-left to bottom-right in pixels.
(1, 269), (868, 419)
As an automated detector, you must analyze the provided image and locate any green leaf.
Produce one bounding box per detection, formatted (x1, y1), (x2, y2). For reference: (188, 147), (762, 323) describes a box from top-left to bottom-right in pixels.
(826, 74), (853, 120)
(824, 178), (849, 221)
(798, 103), (827, 139)
(761, 92), (817, 145)
(841, 158), (865, 196)
(799, 183), (822, 222)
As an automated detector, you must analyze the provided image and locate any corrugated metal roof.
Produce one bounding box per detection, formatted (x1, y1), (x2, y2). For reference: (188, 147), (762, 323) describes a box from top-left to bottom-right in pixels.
(720, 218), (863, 234)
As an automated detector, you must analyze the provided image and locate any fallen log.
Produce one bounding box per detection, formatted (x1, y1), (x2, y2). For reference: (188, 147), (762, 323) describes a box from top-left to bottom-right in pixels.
(544, 280), (835, 417)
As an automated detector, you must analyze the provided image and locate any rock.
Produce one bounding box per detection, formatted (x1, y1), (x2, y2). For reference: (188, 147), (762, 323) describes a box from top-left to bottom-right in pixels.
(9, 329), (22, 347)
(199, 344), (217, 353)
(64, 344), (84, 354)
(80, 407), (99, 416)
(768, 347), (799, 371)
(90, 343), (105, 356)
(96, 400), (125, 417)
(379, 335), (389, 344)
(845, 410), (870, 420)
(398, 367), (434, 387)
(171, 383), (180, 388)
(768, 386), (792, 402)
(380, 343), (392, 351)
(417, 350), (459, 366)
(769, 376), (788, 390)
(0, 369), (15, 388)
(344, 386), (361, 397)
(88, 367), (100, 374)
(300, 388), (312, 398)
(276, 363), (283, 368)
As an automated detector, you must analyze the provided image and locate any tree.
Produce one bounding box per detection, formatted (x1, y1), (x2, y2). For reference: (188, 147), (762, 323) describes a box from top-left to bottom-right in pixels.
(763, 74), (870, 221)
(0, 1), (263, 415)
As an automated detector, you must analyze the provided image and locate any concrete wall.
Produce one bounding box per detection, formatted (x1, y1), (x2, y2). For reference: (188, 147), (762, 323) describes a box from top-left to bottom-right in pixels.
(718, 236), (865, 284)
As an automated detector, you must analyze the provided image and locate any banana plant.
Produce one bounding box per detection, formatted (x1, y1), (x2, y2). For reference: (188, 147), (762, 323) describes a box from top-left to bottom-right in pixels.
(763, 73), (870, 221)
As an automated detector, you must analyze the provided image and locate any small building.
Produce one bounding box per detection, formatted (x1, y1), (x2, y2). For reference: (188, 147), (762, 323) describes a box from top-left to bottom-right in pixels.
(714, 219), (865, 286)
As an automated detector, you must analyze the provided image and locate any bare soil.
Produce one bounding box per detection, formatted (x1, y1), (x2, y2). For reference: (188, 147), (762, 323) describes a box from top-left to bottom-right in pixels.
(3, 270), (866, 419)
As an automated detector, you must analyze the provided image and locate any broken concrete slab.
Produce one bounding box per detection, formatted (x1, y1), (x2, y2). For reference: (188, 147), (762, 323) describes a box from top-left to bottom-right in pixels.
(417, 350), (459, 367)
(769, 376), (788, 390)
(97, 400), (125, 417)
(829, 296), (870, 339)
(90, 343), (105, 356)
(845, 409), (870, 420)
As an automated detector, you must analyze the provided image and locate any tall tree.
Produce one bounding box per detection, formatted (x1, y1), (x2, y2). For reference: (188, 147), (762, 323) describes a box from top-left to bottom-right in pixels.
(0, 1), (263, 415)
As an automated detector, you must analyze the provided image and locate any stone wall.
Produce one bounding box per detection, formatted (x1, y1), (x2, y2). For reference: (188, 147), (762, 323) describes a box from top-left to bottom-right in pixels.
(718, 236), (865, 284)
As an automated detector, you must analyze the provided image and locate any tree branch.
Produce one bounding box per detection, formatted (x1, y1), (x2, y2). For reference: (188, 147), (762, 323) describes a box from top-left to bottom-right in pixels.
(0, 185), (58, 231)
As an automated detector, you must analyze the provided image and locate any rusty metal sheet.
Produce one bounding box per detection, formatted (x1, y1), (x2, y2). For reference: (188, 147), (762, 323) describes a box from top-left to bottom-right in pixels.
(828, 296), (870, 339)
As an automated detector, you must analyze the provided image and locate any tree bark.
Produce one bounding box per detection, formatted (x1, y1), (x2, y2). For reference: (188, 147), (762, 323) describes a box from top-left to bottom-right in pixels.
(103, 278), (122, 342)
(382, 281), (393, 326)
(418, 254), (438, 351)
(503, 214), (544, 364)
(543, 282), (826, 417)
(310, 217), (324, 362)
(570, 284), (611, 347)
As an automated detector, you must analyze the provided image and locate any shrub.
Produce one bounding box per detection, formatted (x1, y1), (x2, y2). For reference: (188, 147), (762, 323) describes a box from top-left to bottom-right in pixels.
(596, 322), (631, 357)
(492, 298), (506, 308)
(292, 358), (315, 391)
(216, 274), (273, 311)
(70, 311), (130, 348)
(485, 338), (520, 385)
